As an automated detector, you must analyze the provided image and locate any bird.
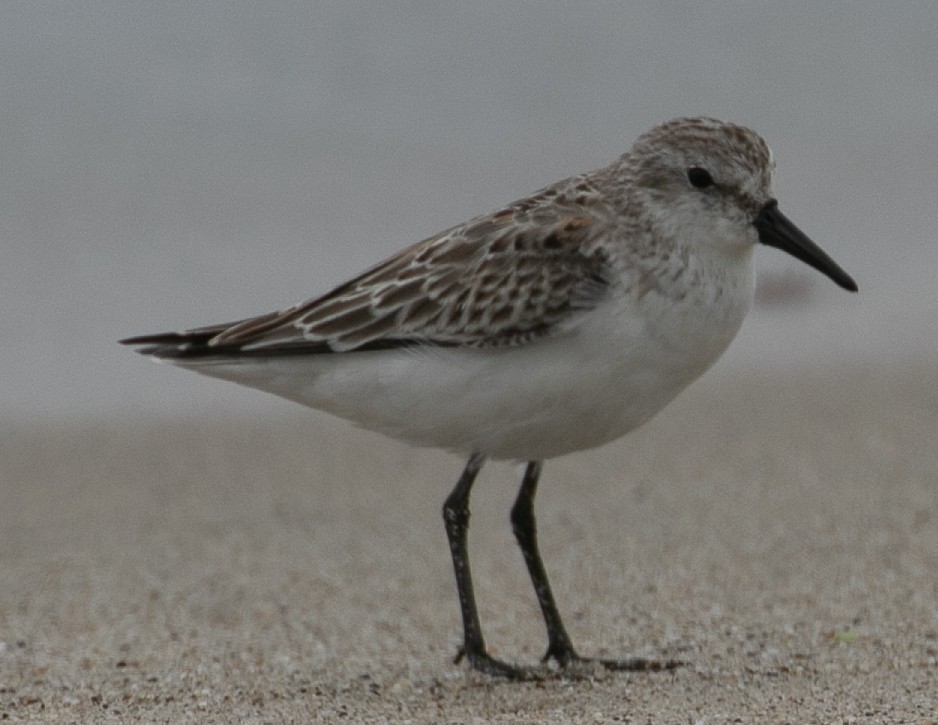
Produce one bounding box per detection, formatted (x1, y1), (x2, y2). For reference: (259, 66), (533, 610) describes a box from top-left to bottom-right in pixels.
(121, 117), (857, 680)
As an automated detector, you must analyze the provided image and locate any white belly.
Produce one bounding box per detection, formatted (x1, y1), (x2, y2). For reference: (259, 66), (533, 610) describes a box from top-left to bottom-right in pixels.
(174, 260), (754, 461)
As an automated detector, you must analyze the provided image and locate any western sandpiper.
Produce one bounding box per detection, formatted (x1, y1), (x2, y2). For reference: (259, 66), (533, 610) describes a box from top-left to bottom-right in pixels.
(122, 117), (857, 679)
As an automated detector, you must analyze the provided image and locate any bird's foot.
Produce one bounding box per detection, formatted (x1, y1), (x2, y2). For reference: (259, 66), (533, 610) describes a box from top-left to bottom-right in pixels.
(453, 644), (683, 681)
(545, 646), (685, 677)
(453, 646), (547, 681)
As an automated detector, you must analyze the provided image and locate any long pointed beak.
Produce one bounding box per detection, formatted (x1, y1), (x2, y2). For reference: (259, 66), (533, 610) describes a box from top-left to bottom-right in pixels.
(753, 200), (858, 292)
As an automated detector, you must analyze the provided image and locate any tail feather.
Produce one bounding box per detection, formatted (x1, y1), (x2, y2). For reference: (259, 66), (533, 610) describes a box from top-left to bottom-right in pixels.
(121, 314), (435, 359)
(119, 322), (240, 359)
(119, 323), (396, 359)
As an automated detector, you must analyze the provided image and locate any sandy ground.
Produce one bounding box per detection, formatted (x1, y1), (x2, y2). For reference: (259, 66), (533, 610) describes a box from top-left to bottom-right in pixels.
(1, 359), (936, 723)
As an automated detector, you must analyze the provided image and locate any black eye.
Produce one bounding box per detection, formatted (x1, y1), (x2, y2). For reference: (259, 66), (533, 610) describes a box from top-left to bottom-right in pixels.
(687, 167), (714, 189)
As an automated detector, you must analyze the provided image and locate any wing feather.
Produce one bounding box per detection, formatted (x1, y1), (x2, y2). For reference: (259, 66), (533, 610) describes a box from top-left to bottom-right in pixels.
(122, 196), (615, 359)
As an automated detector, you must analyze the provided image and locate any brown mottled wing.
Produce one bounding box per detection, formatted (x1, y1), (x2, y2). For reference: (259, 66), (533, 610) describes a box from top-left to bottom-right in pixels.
(124, 208), (613, 358)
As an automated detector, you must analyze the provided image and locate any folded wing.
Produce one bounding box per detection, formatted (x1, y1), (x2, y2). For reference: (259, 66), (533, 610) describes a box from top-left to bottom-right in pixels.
(121, 206), (612, 359)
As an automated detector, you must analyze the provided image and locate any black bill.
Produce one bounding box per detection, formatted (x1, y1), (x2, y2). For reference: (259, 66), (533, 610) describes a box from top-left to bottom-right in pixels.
(753, 200), (858, 292)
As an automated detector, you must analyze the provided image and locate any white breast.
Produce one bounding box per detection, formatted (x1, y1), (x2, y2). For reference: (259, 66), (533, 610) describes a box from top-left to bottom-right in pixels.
(178, 249), (755, 462)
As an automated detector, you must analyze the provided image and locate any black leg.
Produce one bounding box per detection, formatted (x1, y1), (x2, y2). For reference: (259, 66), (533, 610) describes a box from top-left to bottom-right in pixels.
(510, 461), (578, 664)
(443, 453), (539, 680)
(510, 461), (681, 673)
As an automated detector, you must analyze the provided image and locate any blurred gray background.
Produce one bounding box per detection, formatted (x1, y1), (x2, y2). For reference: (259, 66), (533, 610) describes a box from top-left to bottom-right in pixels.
(2, 2), (936, 421)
